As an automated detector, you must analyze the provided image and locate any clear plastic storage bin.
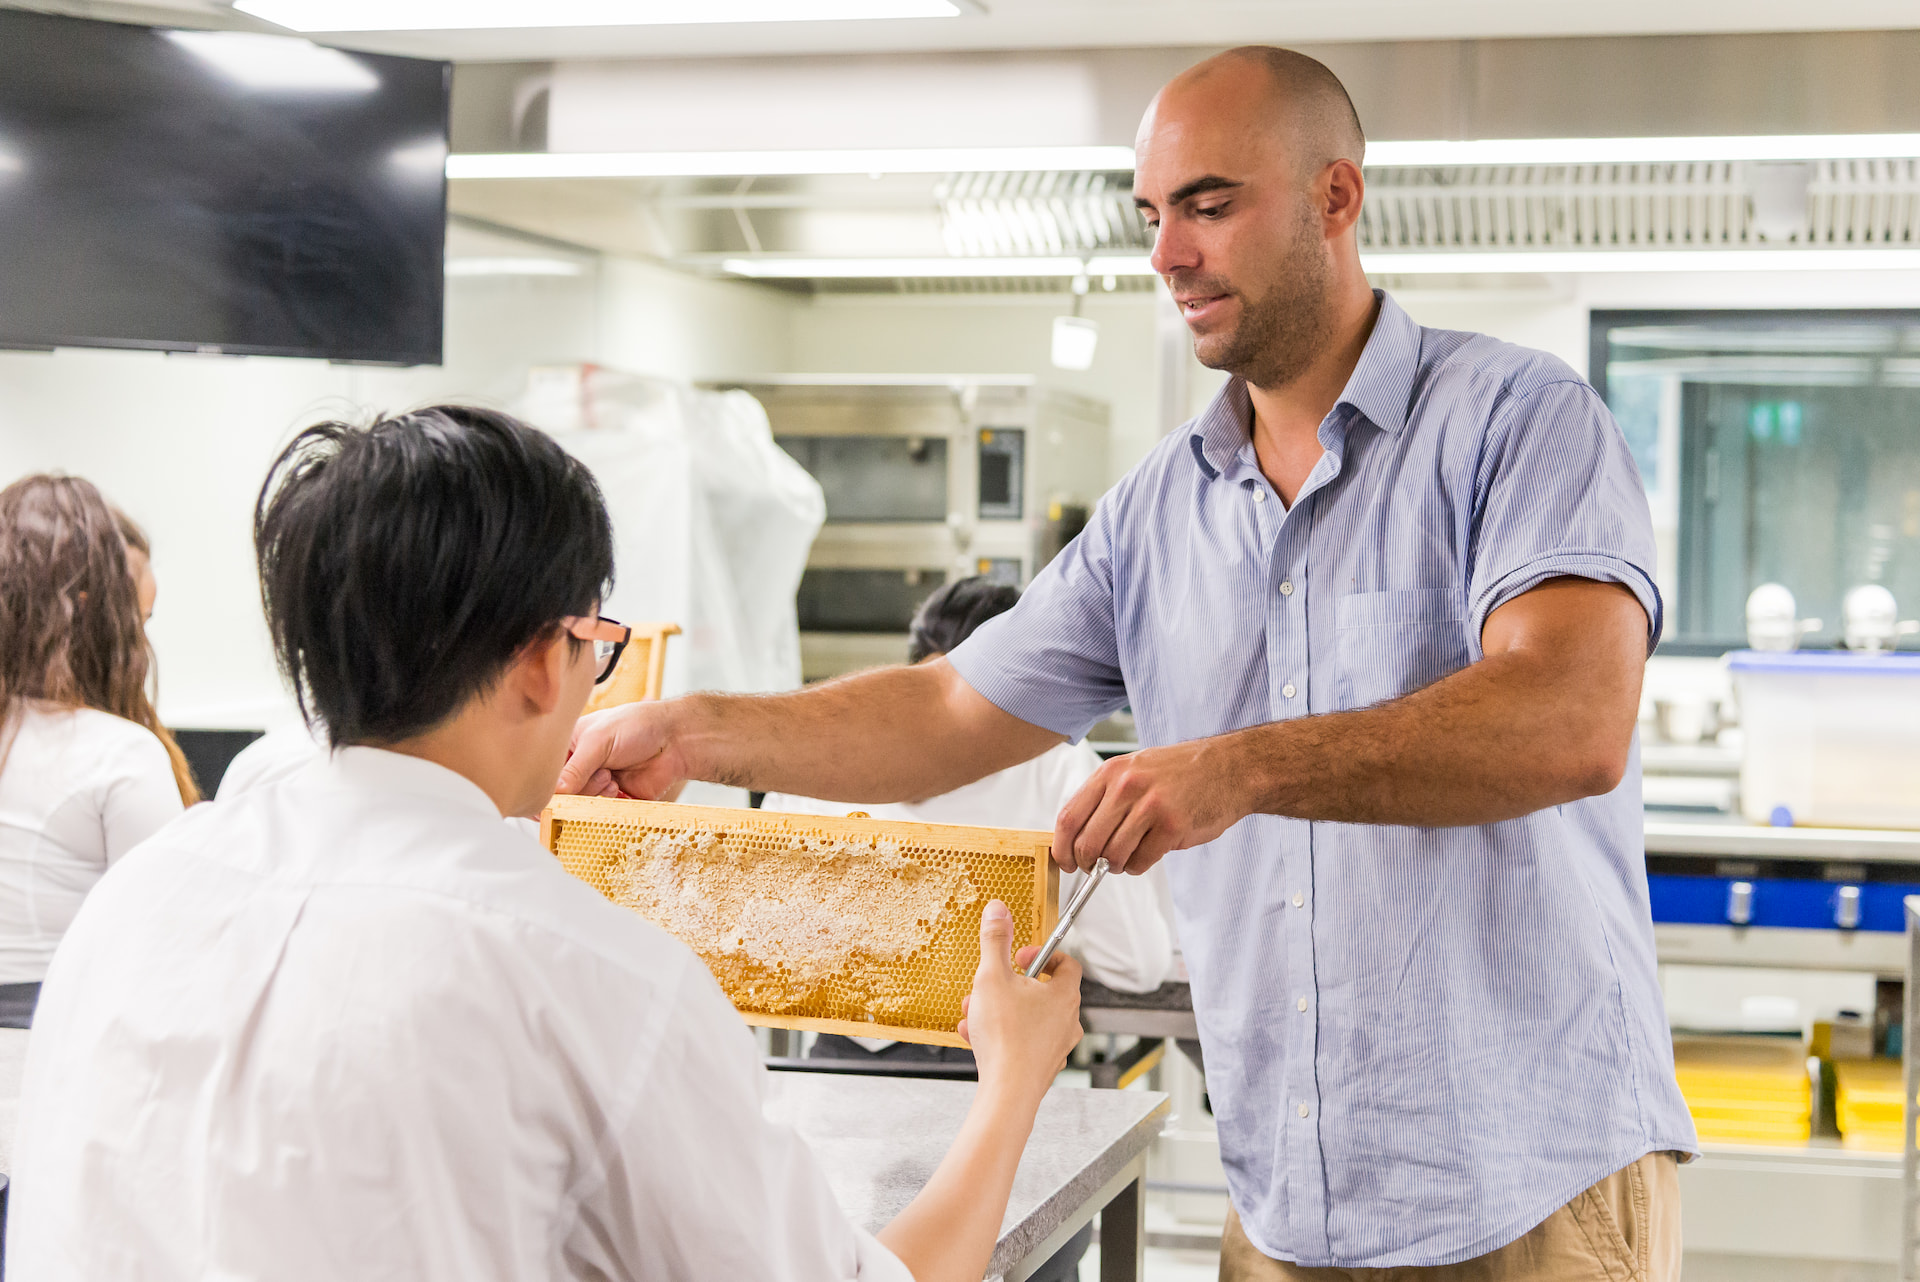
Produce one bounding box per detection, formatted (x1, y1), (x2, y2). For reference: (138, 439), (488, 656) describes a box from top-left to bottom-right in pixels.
(1728, 650), (1920, 830)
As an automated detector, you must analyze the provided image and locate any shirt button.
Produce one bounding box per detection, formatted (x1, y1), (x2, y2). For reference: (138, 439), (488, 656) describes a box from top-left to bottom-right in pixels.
(1279, 580), (1294, 597)
(1293, 892), (1305, 908)
(1253, 489), (1267, 503)
(1297, 997), (1309, 1012)
(1282, 682), (1297, 698)
(1297, 1102), (1311, 1118)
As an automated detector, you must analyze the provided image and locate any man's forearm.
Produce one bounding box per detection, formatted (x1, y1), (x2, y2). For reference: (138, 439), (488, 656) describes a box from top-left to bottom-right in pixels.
(670, 660), (1059, 802)
(1230, 647), (1637, 827)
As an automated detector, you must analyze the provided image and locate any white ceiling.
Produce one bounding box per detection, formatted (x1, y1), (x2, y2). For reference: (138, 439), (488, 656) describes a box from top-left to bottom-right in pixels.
(25, 0), (1920, 61)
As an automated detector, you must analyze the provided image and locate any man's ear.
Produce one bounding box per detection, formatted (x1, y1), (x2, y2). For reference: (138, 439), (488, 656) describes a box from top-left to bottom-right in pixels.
(1322, 158), (1364, 235)
(508, 628), (572, 719)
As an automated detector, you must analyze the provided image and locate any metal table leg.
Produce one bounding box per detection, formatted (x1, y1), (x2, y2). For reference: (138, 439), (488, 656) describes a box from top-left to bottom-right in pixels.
(1100, 1172), (1143, 1282)
(1903, 897), (1920, 1282)
(1001, 1153), (1148, 1282)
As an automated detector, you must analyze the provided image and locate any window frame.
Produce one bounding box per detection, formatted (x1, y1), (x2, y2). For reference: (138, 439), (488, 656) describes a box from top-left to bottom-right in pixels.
(1589, 307), (1920, 656)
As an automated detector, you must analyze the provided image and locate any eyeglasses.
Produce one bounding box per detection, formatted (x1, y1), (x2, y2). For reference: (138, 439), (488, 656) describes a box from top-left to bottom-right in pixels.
(564, 615), (631, 685)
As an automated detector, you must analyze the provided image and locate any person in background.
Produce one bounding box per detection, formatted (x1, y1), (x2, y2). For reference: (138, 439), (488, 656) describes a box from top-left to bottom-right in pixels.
(10, 407), (1083, 1282)
(0, 476), (193, 1029)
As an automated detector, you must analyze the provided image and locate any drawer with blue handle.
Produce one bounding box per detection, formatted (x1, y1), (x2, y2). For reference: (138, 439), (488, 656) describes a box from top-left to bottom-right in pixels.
(1647, 874), (1920, 932)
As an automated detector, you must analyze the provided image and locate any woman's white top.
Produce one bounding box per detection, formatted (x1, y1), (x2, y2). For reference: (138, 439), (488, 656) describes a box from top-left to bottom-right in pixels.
(0, 703), (184, 984)
(10, 747), (911, 1282)
(763, 741), (1176, 997)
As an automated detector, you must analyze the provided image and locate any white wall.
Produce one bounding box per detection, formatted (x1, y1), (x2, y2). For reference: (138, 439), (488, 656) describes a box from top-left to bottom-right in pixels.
(0, 258), (796, 728)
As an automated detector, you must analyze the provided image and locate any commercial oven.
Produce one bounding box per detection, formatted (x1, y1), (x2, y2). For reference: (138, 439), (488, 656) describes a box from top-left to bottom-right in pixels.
(710, 377), (1110, 681)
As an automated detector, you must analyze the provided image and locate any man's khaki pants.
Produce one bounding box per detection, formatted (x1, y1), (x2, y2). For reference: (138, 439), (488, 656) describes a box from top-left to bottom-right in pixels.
(1220, 1152), (1681, 1282)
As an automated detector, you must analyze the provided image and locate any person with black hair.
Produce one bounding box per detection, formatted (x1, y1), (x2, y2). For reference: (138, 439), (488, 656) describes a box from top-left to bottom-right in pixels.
(8, 405), (1083, 1282)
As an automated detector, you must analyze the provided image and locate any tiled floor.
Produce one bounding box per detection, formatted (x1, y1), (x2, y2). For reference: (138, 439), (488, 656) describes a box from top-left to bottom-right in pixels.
(1078, 1243), (1221, 1280)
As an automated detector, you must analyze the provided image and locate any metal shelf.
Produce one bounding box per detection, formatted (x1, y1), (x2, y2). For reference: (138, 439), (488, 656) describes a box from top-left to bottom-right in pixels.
(1682, 1139), (1901, 1267)
(1656, 923), (1908, 977)
(1647, 819), (1920, 866)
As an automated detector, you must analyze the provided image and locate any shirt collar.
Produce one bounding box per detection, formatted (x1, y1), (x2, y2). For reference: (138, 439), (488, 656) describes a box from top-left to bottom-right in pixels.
(1187, 289), (1423, 481)
(324, 745), (504, 820)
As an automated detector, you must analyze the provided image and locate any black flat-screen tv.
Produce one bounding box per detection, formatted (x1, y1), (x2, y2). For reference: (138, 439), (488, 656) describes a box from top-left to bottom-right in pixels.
(0, 10), (448, 364)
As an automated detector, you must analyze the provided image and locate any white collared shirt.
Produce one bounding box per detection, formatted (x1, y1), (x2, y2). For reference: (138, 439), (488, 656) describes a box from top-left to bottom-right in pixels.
(0, 703), (183, 984)
(10, 746), (912, 1282)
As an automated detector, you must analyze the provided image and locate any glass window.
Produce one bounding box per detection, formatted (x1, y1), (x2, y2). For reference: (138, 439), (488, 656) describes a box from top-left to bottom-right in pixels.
(1592, 310), (1920, 652)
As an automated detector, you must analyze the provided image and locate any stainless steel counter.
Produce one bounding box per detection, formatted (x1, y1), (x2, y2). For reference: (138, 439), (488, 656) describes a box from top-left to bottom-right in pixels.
(1646, 816), (1920, 865)
(765, 1073), (1169, 1282)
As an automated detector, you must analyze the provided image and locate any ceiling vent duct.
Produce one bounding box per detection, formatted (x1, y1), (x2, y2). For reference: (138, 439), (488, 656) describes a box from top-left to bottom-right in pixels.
(1357, 159), (1920, 252)
(938, 170), (1145, 258)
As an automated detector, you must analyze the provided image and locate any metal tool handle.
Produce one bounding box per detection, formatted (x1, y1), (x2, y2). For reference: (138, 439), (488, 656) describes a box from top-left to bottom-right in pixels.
(1024, 858), (1109, 978)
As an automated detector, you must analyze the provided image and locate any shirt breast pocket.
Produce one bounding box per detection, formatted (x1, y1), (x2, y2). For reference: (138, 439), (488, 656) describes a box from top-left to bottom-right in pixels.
(1333, 589), (1471, 710)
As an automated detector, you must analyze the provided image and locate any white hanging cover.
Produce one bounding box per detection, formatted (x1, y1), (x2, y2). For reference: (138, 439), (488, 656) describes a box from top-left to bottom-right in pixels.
(516, 365), (824, 702)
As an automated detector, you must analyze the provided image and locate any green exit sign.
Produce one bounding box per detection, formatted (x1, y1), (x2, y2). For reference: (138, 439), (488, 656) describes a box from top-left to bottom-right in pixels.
(1749, 400), (1805, 444)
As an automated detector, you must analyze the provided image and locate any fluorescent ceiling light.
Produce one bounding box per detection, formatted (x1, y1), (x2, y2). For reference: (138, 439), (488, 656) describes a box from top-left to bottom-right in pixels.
(449, 146), (1136, 181)
(162, 30), (378, 93)
(446, 135), (1920, 185)
(446, 257), (586, 277)
(726, 256), (1090, 279)
(237, 0), (962, 32)
(720, 248), (1920, 279)
(1366, 134), (1920, 167)
(1359, 249), (1920, 273)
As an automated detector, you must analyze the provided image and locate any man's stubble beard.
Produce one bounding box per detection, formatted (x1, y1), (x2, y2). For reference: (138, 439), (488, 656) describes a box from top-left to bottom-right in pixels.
(1188, 200), (1336, 391)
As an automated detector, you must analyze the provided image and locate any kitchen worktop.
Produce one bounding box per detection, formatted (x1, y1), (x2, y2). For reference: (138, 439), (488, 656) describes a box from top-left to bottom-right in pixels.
(764, 1072), (1168, 1280)
(1645, 814), (1920, 864)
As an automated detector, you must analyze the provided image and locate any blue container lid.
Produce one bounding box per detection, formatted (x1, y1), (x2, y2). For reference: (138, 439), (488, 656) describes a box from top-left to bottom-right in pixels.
(1727, 649), (1920, 676)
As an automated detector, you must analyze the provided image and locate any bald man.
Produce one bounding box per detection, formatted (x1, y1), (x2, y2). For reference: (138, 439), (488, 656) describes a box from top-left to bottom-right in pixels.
(560, 47), (1696, 1281)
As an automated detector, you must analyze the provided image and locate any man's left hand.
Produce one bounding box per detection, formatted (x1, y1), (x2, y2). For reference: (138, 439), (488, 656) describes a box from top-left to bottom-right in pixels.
(1053, 738), (1249, 873)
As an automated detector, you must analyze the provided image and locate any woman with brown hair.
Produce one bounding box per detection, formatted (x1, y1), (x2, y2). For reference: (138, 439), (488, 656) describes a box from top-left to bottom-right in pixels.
(0, 475), (194, 1028)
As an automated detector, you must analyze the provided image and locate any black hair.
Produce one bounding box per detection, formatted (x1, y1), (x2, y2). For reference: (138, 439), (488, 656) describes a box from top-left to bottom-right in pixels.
(253, 405), (614, 747)
(908, 575), (1021, 664)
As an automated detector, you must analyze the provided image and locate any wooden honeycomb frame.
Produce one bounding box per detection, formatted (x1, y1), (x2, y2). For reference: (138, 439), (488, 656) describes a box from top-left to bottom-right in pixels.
(540, 796), (1058, 1047)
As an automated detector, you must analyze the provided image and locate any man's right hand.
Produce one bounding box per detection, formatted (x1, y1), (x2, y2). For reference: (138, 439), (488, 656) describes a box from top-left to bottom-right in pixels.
(557, 702), (687, 799)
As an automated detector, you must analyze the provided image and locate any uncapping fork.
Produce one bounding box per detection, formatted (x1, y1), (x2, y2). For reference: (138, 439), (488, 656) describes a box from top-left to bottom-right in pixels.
(1023, 857), (1110, 978)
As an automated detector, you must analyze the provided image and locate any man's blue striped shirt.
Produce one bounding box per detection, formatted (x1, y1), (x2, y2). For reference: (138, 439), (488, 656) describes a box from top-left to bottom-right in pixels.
(948, 290), (1697, 1268)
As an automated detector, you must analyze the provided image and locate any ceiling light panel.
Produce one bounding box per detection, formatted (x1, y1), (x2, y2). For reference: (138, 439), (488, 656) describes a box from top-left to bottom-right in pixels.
(236, 0), (961, 32)
(448, 147), (1136, 180)
(716, 248), (1920, 280)
(1367, 134), (1920, 167)
(1364, 249), (1920, 273)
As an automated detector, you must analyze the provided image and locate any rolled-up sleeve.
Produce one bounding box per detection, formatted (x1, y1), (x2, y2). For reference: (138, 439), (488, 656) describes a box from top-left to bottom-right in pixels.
(946, 495), (1129, 742)
(1465, 379), (1663, 656)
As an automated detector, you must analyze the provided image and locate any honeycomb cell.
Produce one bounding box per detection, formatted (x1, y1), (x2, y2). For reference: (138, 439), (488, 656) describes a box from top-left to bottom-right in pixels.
(541, 796), (1058, 1047)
